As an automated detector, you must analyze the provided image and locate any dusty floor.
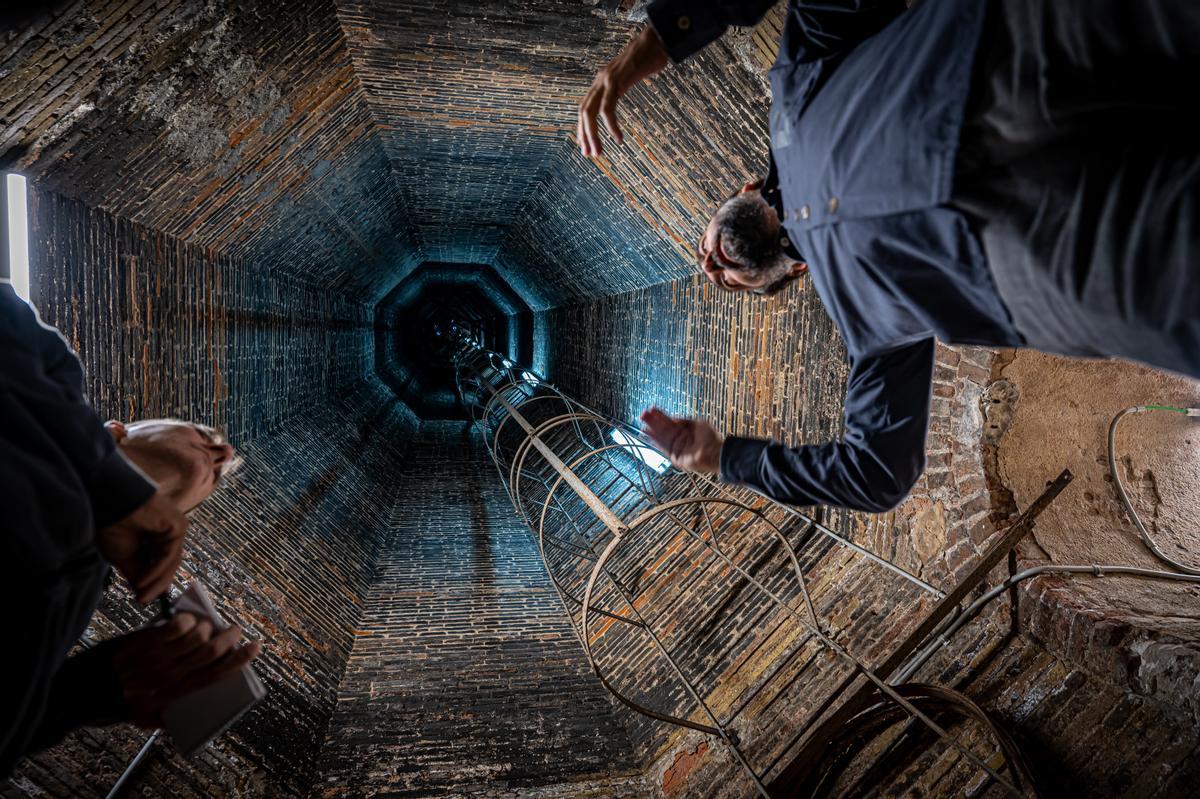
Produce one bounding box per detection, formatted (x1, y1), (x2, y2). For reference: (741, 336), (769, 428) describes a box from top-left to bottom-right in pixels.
(996, 351), (1200, 637)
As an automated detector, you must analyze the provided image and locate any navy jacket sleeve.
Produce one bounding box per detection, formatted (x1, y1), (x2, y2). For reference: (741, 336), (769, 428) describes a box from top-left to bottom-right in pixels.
(719, 338), (933, 512)
(646, 0), (906, 64)
(0, 283), (154, 527)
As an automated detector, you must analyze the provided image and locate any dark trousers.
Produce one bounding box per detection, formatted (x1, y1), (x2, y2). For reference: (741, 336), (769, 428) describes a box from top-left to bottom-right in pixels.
(953, 0), (1200, 379)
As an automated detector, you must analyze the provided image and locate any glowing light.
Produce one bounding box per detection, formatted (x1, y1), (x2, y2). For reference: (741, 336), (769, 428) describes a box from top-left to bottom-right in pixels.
(6, 174), (29, 302)
(502, 358), (514, 368)
(521, 370), (540, 385)
(611, 428), (670, 473)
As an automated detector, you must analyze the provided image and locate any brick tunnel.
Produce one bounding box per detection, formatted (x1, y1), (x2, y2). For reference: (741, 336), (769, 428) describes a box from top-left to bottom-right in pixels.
(2, 2), (1199, 798)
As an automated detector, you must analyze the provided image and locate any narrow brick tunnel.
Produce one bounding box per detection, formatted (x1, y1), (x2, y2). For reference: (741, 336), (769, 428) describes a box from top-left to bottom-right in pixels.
(3, 2), (1198, 798)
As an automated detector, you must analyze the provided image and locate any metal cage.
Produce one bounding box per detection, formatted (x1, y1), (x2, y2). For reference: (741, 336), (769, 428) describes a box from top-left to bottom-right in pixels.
(451, 334), (1058, 797)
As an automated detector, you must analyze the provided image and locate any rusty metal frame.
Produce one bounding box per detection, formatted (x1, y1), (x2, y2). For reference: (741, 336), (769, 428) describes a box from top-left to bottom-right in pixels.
(451, 336), (1057, 797)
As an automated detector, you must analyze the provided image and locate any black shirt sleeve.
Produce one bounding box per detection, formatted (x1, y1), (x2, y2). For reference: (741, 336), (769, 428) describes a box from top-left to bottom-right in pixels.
(26, 639), (129, 756)
(646, 0), (780, 62)
(0, 282), (146, 776)
(719, 338), (934, 512)
(0, 283), (155, 527)
(646, 0), (907, 64)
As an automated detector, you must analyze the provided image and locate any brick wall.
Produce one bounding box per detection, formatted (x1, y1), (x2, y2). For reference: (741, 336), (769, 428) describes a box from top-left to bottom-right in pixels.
(3, 189), (420, 797)
(3, 0), (783, 308)
(330, 1), (781, 309)
(4, 2), (1196, 797)
(3, 0), (417, 299)
(317, 421), (647, 797)
(492, 29), (775, 309)
(27, 188), (375, 440)
(333, 0), (628, 271)
(537, 273), (1200, 796)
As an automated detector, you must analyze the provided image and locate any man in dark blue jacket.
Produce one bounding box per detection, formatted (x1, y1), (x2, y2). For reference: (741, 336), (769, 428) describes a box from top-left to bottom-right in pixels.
(0, 281), (260, 776)
(578, 0), (1199, 512)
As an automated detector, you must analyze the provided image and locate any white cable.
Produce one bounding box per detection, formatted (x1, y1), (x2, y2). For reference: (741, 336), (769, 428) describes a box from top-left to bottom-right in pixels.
(1107, 405), (1200, 575)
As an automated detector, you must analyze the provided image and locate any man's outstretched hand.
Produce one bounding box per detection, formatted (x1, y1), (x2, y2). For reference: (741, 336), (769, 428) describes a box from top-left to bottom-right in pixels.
(639, 407), (723, 474)
(577, 25), (668, 157)
(97, 490), (187, 605)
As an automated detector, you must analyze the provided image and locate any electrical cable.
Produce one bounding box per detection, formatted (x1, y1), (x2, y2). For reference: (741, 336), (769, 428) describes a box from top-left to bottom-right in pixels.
(1107, 405), (1200, 575)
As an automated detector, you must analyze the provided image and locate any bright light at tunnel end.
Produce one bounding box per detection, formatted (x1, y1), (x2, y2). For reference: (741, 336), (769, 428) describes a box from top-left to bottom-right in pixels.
(611, 428), (670, 474)
(6, 173), (30, 303)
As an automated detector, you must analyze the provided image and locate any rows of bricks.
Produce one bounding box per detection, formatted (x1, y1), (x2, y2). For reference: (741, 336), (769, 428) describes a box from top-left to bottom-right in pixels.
(27, 187), (378, 441)
(3, 189), (419, 797)
(3, 0), (792, 314)
(886, 605), (1200, 797)
(4, 0), (793, 313)
(1019, 574), (1200, 729)
(10, 387), (418, 798)
(538, 272), (1200, 795)
(330, 1), (783, 310)
(2, 0), (418, 301)
(487, 8), (780, 309)
(316, 422), (649, 797)
(334, 0), (629, 289)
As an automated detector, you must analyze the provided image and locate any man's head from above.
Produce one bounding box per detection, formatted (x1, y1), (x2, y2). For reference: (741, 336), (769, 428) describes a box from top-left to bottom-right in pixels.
(697, 181), (807, 295)
(106, 419), (242, 513)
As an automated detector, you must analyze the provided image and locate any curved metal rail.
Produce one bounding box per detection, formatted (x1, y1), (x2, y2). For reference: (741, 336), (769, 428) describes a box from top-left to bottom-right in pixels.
(450, 334), (1051, 797)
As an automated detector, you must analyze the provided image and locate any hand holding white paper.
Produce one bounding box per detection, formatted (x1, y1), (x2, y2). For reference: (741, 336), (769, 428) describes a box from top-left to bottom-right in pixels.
(162, 582), (267, 755)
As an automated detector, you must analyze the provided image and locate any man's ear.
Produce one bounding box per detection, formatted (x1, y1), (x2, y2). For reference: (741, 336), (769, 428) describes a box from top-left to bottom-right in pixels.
(739, 180), (762, 195)
(104, 421), (127, 442)
(788, 261), (808, 276)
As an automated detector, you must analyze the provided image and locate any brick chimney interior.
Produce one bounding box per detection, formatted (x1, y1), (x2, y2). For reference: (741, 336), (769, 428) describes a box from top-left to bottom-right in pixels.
(2, 2), (1197, 797)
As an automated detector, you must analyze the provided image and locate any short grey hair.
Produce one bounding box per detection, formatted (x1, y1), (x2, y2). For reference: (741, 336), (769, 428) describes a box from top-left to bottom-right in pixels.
(127, 418), (244, 484)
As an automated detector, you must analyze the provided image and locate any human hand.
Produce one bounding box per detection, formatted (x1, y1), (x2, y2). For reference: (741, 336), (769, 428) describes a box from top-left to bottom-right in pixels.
(639, 406), (723, 473)
(577, 25), (668, 157)
(111, 612), (262, 729)
(97, 490), (187, 604)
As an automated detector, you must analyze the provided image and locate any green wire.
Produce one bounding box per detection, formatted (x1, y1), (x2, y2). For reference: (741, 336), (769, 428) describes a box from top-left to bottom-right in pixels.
(1142, 404), (1188, 414)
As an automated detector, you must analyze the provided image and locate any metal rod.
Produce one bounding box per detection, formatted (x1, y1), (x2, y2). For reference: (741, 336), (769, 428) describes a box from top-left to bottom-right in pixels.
(452, 336), (1045, 797)
(105, 730), (162, 799)
(765, 471), (1072, 793)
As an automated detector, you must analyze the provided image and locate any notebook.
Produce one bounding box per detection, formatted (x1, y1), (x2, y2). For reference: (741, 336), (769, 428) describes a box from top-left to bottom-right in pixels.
(161, 582), (267, 755)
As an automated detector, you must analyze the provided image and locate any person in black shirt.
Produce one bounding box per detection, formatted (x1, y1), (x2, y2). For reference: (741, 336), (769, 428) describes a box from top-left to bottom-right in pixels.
(0, 281), (261, 776)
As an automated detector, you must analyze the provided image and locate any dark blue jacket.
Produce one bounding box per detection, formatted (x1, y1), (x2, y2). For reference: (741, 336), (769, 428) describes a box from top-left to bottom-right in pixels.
(647, 0), (1022, 511)
(0, 282), (154, 775)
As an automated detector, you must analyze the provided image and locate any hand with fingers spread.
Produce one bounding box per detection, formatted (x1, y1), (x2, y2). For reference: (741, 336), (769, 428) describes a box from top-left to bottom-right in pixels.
(96, 490), (188, 605)
(577, 25), (668, 158)
(639, 406), (724, 474)
(111, 612), (262, 729)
